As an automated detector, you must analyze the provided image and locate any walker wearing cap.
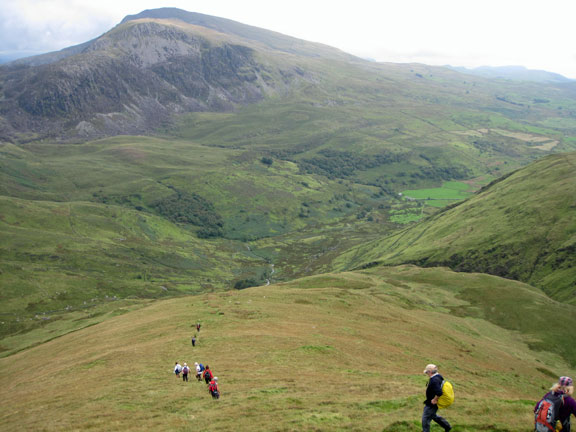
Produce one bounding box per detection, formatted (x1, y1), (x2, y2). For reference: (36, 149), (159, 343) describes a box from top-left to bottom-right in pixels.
(421, 363), (452, 432)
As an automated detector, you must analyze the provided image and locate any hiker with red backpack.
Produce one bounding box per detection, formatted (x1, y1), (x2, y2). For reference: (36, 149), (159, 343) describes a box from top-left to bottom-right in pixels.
(422, 364), (452, 432)
(203, 365), (213, 384)
(208, 377), (220, 399)
(535, 376), (576, 432)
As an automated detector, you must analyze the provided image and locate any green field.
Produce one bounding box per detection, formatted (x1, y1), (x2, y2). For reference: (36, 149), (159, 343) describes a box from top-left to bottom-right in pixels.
(402, 181), (473, 201)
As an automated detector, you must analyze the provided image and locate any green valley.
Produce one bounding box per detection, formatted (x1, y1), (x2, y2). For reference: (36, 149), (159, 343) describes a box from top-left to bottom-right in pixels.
(1, 7), (576, 432)
(334, 152), (576, 304)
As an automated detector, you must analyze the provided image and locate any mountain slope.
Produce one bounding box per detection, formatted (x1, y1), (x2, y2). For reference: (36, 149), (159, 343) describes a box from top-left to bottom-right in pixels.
(1, 7), (576, 163)
(0, 15), (313, 140)
(449, 65), (574, 83)
(334, 152), (576, 303)
(1, 266), (574, 431)
(120, 8), (354, 60)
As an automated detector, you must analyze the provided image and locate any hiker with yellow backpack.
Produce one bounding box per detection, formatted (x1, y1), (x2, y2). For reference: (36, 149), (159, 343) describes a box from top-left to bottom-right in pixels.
(422, 364), (454, 432)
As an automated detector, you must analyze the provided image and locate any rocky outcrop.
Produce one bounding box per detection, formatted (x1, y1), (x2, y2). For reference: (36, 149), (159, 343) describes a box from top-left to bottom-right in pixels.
(0, 19), (305, 141)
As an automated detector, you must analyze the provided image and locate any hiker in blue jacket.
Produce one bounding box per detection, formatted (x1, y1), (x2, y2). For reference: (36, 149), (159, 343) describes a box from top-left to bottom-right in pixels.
(422, 364), (451, 432)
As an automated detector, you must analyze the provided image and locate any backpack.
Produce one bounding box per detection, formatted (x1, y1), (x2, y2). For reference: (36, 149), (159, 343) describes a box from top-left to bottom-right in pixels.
(535, 393), (564, 432)
(183, 366), (189, 374)
(205, 369), (212, 380)
(437, 380), (455, 409)
(199, 363), (205, 372)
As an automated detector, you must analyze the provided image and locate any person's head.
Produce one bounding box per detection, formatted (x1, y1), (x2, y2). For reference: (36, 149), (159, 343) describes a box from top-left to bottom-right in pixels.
(195, 362), (198, 366)
(423, 364), (438, 376)
(205, 365), (210, 369)
(184, 363), (187, 366)
(551, 376), (574, 395)
(214, 377), (218, 382)
(175, 362), (178, 365)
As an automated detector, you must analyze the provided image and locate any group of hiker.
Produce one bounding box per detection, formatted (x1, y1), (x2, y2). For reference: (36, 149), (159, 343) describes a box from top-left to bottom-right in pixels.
(172, 322), (220, 400)
(171, 320), (576, 428)
(423, 364), (576, 432)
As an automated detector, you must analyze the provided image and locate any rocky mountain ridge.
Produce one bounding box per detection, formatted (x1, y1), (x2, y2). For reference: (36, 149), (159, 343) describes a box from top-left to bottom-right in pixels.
(0, 14), (313, 141)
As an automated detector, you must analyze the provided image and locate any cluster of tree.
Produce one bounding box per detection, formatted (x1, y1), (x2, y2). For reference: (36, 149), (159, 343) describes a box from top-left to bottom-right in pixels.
(233, 278), (260, 290)
(91, 191), (143, 208)
(151, 190), (224, 238)
(410, 165), (471, 181)
(472, 137), (522, 157)
(296, 150), (403, 179)
(260, 157), (273, 166)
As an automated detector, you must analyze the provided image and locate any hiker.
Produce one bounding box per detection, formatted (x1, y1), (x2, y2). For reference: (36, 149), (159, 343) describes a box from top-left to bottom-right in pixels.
(209, 377), (220, 399)
(191, 336), (196, 347)
(182, 363), (190, 382)
(196, 322), (201, 332)
(534, 376), (576, 431)
(422, 364), (452, 432)
(195, 362), (202, 381)
(174, 362), (182, 378)
(203, 365), (213, 384)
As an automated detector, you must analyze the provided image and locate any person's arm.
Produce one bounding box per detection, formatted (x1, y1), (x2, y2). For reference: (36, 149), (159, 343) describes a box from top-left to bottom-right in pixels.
(430, 377), (443, 404)
(566, 396), (576, 416)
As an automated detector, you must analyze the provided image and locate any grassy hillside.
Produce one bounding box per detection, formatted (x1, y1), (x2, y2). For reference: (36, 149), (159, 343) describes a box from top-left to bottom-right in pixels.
(0, 135), (400, 343)
(1, 266), (574, 431)
(333, 152), (576, 304)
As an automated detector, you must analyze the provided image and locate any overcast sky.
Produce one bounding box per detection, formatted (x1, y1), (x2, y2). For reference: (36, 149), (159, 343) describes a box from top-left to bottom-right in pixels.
(1, 0), (575, 78)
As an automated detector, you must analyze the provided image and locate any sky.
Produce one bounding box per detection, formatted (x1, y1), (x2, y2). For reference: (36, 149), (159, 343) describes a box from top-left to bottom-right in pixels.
(1, 0), (576, 78)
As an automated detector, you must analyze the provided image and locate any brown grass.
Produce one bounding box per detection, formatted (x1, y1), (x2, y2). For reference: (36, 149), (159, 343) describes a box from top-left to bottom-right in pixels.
(0, 267), (572, 431)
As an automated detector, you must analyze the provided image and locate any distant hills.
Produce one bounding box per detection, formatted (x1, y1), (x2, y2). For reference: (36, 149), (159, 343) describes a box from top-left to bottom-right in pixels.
(448, 65), (574, 83)
(1, 7), (576, 152)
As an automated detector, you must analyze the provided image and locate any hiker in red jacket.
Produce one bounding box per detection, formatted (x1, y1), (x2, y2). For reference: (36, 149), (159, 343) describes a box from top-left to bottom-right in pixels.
(209, 377), (220, 399)
(203, 365), (213, 384)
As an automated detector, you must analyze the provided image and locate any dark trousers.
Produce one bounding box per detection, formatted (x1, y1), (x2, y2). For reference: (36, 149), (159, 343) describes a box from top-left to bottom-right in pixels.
(422, 404), (450, 432)
(182, 374), (188, 382)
